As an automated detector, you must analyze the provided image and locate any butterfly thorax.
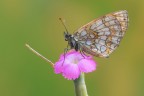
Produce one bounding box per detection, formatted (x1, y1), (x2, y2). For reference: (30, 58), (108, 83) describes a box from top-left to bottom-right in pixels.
(64, 32), (79, 51)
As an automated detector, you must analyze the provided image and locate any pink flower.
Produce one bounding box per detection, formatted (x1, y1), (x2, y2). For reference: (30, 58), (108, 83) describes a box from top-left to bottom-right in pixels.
(54, 50), (96, 80)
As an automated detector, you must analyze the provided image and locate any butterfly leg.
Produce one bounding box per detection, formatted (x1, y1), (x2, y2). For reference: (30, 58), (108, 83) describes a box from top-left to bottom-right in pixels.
(80, 50), (86, 59)
(62, 44), (70, 65)
(79, 44), (88, 59)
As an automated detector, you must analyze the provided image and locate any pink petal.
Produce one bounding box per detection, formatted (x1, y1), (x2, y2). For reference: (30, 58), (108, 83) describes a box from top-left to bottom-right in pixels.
(78, 59), (96, 73)
(54, 60), (64, 74)
(54, 49), (97, 80)
(58, 50), (77, 61)
(62, 64), (80, 80)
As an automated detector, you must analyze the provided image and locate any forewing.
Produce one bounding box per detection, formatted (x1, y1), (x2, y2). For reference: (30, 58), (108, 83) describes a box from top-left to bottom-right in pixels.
(73, 10), (128, 57)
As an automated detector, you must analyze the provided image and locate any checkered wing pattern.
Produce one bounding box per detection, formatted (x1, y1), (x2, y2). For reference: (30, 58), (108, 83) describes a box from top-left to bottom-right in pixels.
(73, 10), (128, 57)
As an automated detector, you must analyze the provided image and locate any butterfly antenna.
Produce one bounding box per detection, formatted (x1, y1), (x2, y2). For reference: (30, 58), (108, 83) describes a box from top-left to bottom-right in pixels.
(59, 18), (69, 33)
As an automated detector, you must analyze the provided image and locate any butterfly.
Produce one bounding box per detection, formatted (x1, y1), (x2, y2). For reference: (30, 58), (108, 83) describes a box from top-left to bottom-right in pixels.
(61, 10), (129, 58)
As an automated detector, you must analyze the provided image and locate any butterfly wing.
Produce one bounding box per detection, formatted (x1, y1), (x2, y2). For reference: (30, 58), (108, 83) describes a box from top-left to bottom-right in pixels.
(73, 10), (129, 57)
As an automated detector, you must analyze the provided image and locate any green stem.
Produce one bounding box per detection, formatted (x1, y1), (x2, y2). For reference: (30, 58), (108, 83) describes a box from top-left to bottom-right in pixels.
(73, 73), (88, 96)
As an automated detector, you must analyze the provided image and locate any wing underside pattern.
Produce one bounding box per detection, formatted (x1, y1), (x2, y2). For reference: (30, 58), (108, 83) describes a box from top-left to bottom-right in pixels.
(73, 10), (128, 57)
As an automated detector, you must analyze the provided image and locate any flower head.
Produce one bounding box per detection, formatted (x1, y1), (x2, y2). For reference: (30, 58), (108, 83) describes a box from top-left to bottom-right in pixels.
(54, 50), (96, 80)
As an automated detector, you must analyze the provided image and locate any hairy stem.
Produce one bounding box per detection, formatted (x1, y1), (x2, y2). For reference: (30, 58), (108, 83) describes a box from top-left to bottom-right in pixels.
(73, 73), (88, 96)
(25, 44), (54, 67)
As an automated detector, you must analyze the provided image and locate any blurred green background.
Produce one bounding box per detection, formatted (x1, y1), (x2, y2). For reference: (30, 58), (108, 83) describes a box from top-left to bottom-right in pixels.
(0, 0), (144, 96)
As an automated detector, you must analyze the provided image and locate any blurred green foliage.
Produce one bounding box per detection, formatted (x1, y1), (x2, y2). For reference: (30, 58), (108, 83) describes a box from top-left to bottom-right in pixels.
(0, 0), (144, 96)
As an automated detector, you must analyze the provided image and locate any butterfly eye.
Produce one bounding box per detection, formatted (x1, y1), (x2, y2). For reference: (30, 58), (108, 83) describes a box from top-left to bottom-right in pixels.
(64, 32), (71, 41)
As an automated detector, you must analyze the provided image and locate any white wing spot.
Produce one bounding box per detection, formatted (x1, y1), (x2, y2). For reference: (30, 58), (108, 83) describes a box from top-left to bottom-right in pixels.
(92, 48), (98, 52)
(112, 39), (119, 44)
(90, 34), (95, 38)
(100, 36), (107, 40)
(95, 39), (99, 43)
(80, 30), (87, 36)
(96, 20), (103, 26)
(86, 40), (92, 45)
(99, 40), (105, 45)
(91, 23), (97, 29)
(97, 24), (105, 30)
(111, 44), (117, 49)
(95, 44), (101, 50)
(101, 46), (106, 52)
(98, 32), (105, 35)
(105, 31), (111, 35)
(109, 20), (115, 25)
(101, 28), (109, 31)
(105, 17), (111, 21)
(112, 36), (119, 41)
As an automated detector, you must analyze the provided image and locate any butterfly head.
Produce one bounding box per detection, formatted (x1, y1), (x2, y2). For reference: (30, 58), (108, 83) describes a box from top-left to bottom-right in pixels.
(64, 32), (71, 41)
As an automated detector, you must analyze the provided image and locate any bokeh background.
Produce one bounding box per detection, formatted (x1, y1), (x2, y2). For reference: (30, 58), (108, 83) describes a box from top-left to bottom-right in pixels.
(0, 0), (144, 96)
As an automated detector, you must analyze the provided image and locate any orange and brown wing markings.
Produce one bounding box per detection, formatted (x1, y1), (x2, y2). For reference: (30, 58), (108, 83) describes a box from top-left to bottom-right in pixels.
(73, 10), (128, 58)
